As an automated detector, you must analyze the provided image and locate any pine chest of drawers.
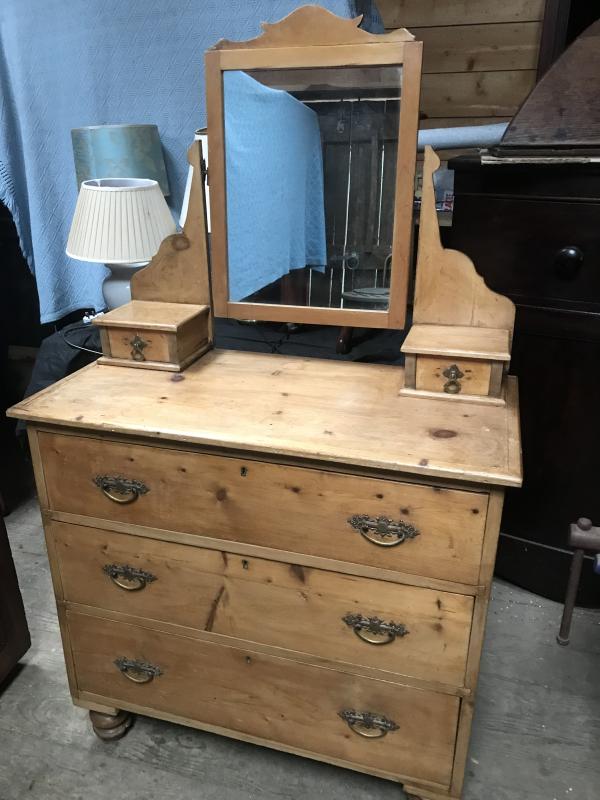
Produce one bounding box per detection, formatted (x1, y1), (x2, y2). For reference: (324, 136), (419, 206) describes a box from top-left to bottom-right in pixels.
(9, 349), (521, 800)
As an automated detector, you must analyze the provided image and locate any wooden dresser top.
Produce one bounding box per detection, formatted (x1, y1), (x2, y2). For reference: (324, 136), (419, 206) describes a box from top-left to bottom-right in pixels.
(9, 349), (522, 488)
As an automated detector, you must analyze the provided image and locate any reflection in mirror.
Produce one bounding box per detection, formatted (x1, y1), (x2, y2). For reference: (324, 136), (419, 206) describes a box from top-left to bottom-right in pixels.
(223, 66), (402, 311)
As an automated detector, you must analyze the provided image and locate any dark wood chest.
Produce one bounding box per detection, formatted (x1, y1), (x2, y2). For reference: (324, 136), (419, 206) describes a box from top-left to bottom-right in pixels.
(448, 156), (600, 606)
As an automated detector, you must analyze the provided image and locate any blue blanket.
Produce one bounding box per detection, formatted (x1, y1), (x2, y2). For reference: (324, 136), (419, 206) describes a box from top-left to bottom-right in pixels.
(0, 0), (354, 323)
(224, 71), (327, 302)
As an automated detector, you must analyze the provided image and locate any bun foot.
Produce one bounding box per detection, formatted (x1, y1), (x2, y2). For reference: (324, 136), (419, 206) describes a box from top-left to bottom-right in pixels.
(90, 709), (133, 741)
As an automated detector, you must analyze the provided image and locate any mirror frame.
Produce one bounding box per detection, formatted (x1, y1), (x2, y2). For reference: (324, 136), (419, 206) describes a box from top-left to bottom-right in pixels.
(205, 6), (422, 329)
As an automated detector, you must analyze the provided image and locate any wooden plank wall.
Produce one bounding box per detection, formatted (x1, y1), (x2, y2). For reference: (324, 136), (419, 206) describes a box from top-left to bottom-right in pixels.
(378, 0), (547, 161)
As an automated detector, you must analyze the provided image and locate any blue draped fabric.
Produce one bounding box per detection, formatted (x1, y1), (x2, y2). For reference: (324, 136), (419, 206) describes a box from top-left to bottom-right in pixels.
(0, 0), (353, 322)
(224, 71), (327, 302)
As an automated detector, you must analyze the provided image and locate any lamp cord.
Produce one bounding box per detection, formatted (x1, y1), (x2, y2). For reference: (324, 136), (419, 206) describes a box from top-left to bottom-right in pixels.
(60, 327), (103, 356)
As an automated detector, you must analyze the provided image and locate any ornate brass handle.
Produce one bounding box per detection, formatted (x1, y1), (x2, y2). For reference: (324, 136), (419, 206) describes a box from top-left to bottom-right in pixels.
(339, 709), (399, 739)
(348, 515), (419, 547)
(442, 364), (464, 394)
(103, 563), (157, 592)
(129, 334), (148, 361)
(114, 657), (162, 684)
(94, 475), (149, 504)
(342, 613), (409, 645)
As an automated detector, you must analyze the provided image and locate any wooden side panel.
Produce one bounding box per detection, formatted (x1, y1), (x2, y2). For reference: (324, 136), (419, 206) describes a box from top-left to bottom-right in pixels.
(404, 354), (416, 389)
(131, 140), (211, 306)
(68, 611), (460, 787)
(50, 521), (474, 687)
(415, 356), (492, 396)
(205, 50), (228, 316)
(39, 432), (489, 586)
(26, 427), (49, 509)
(413, 148), (515, 335)
(489, 362), (505, 398)
(26, 429), (80, 699)
(98, 328), (111, 359)
(387, 39), (422, 328)
(450, 489), (505, 797)
(176, 316), (209, 361)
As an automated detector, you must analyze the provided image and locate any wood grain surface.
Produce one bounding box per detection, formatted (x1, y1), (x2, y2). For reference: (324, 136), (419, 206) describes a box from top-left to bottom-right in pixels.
(40, 432), (489, 586)
(8, 351), (522, 487)
(415, 356), (492, 396)
(402, 325), (511, 360)
(93, 301), (209, 331)
(50, 521), (474, 687)
(414, 149), (516, 336)
(6, 498), (599, 800)
(67, 610), (460, 787)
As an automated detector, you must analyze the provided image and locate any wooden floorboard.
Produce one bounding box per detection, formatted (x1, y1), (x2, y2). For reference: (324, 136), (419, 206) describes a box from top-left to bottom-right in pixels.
(2, 497), (599, 800)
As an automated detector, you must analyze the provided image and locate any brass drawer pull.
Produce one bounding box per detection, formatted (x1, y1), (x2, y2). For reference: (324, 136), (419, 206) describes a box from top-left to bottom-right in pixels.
(94, 475), (149, 504)
(342, 613), (409, 645)
(129, 334), (148, 361)
(442, 364), (464, 394)
(348, 515), (419, 547)
(339, 709), (399, 739)
(103, 563), (157, 592)
(114, 657), (162, 684)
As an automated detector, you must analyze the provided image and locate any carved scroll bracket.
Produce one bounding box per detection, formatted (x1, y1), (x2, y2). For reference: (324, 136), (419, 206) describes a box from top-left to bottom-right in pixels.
(413, 147), (515, 339)
(130, 139), (211, 307)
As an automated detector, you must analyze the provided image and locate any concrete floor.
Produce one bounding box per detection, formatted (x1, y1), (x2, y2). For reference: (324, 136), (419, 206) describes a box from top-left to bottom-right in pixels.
(1, 498), (599, 800)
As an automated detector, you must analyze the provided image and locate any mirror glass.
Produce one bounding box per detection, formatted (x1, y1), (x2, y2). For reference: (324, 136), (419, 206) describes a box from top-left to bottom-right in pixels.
(223, 65), (402, 310)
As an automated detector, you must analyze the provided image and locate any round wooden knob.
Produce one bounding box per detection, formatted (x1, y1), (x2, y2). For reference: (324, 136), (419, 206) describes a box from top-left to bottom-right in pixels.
(554, 246), (583, 279)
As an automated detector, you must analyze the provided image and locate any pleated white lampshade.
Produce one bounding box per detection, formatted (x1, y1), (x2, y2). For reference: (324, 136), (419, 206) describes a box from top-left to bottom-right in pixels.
(66, 178), (176, 264)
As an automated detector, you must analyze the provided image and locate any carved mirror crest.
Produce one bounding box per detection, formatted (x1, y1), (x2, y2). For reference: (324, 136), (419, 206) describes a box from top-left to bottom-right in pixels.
(205, 6), (422, 328)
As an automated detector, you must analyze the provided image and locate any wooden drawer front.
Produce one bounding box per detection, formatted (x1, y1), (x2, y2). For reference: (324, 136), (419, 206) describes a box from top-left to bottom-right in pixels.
(450, 195), (600, 312)
(105, 323), (207, 366)
(415, 356), (491, 396)
(68, 612), (459, 786)
(106, 329), (172, 363)
(52, 522), (474, 687)
(40, 432), (488, 585)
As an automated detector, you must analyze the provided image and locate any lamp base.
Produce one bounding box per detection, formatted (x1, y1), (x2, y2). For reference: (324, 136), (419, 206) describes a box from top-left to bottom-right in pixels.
(102, 262), (148, 310)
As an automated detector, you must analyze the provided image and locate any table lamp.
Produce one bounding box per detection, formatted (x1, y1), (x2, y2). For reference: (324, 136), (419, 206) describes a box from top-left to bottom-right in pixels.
(66, 178), (177, 309)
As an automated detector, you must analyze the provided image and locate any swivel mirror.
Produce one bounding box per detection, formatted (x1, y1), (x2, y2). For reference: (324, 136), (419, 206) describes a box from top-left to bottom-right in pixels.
(205, 7), (422, 328)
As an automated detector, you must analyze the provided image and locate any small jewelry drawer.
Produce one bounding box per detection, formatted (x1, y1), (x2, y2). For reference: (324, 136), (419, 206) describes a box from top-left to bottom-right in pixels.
(40, 431), (489, 585)
(401, 324), (510, 402)
(67, 611), (459, 787)
(51, 521), (474, 687)
(94, 300), (210, 372)
(415, 356), (492, 396)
